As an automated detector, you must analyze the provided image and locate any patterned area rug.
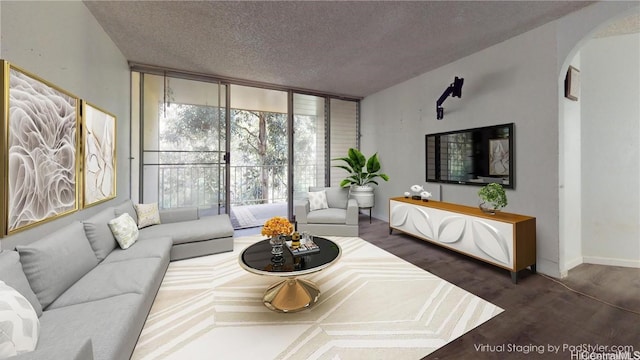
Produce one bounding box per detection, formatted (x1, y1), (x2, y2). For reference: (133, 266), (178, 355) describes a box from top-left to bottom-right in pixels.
(131, 236), (503, 360)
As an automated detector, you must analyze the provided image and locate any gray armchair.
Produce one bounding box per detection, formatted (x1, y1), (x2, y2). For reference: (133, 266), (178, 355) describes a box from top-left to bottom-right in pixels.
(295, 187), (359, 237)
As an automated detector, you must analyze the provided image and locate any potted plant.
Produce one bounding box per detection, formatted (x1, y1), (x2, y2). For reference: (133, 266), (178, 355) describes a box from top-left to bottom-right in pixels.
(478, 183), (507, 214)
(333, 148), (389, 208)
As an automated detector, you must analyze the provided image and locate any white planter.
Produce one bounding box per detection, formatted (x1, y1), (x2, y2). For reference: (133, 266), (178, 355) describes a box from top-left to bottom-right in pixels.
(349, 185), (374, 208)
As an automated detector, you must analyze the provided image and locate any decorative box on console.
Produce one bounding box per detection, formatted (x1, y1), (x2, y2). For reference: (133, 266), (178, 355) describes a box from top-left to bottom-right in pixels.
(389, 197), (536, 283)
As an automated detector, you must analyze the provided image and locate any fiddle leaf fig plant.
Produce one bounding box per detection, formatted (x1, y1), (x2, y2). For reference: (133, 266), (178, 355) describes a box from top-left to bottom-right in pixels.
(333, 148), (390, 187)
(478, 183), (508, 210)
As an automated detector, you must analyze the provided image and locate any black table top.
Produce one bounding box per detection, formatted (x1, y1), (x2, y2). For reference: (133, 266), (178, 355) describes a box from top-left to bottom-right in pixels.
(239, 236), (341, 277)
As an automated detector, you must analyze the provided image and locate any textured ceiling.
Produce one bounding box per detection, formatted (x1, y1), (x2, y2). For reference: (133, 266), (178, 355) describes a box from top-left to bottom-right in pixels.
(595, 13), (640, 38)
(84, 1), (594, 98)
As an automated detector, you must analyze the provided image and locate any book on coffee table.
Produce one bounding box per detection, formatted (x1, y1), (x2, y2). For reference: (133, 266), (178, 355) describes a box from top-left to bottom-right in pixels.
(286, 239), (320, 255)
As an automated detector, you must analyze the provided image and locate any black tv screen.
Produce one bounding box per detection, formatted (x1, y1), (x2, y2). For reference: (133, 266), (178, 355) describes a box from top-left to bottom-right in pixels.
(425, 123), (514, 188)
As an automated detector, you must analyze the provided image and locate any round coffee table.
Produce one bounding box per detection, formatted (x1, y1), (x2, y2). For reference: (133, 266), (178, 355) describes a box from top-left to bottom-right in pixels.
(239, 236), (341, 313)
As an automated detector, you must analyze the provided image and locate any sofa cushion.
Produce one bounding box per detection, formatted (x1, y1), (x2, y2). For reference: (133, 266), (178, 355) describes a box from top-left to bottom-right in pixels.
(0, 281), (40, 357)
(114, 199), (137, 224)
(16, 222), (98, 309)
(134, 202), (161, 229)
(0, 251), (42, 316)
(82, 207), (117, 261)
(102, 236), (172, 264)
(108, 213), (139, 249)
(159, 207), (199, 224)
(38, 293), (148, 360)
(306, 208), (348, 224)
(308, 190), (329, 211)
(324, 187), (349, 209)
(138, 214), (234, 245)
(47, 257), (167, 310)
(309, 187), (349, 209)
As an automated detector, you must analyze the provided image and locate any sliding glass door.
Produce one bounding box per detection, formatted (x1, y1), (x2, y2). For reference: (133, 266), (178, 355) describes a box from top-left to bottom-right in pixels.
(132, 70), (360, 229)
(133, 73), (227, 216)
(228, 85), (288, 228)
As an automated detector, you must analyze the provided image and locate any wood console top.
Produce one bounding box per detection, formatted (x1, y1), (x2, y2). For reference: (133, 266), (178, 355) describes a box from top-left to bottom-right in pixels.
(390, 197), (534, 224)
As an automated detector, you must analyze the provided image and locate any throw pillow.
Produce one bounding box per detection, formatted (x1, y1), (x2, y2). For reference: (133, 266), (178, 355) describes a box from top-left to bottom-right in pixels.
(0, 251), (42, 317)
(17, 222), (99, 310)
(308, 190), (329, 211)
(134, 203), (161, 229)
(82, 207), (118, 261)
(0, 281), (40, 357)
(108, 213), (139, 249)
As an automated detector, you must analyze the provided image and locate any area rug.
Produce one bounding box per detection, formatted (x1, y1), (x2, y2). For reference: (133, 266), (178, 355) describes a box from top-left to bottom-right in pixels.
(131, 236), (503, 360)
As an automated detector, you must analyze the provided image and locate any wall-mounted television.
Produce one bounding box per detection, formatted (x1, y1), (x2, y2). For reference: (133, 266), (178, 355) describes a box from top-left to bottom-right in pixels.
(425, 123), (514, 188)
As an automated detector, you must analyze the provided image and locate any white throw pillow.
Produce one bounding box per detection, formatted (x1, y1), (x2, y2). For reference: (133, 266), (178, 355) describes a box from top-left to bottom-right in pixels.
(308, 190), (329, 211)
(108, 213), (139, 249)
(0, 281), (40, 358)
(134, 203), (161, 229)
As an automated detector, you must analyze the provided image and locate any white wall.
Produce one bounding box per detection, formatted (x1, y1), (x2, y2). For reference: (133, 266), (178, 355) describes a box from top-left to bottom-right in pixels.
(362, 23), (561, 276)
(559, 53), (583, 274)
(361, 2), (638, 277)
(580, 32), (640, 268)
(0, 1), (129, 249)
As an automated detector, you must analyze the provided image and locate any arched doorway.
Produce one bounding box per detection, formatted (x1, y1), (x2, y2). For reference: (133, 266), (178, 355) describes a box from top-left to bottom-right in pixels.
(559, 6), (640, 276)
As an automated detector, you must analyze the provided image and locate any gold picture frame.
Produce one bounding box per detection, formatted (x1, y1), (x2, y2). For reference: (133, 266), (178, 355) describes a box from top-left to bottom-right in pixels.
(82, 101), (117, 208)
(1, 60), (80, 235)
(565, 65), (580, 101)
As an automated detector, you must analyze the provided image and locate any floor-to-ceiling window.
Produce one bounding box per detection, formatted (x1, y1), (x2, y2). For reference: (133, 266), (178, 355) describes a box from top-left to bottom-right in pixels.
(132, 72), (227, 215)
(228, 85), (288, 228)
(329, 99), (359, 187)
(293, 93), (326, 199)
(132, 69), (360, 229)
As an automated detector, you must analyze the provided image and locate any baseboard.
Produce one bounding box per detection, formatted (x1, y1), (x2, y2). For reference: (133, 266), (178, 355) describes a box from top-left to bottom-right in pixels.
(536, 258), (562, 279)
(582, 256), (640, 268)
(561, 256), (584, 275)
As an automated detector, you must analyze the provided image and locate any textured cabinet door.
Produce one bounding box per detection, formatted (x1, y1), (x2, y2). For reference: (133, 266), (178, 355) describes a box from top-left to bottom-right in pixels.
(390, 198), (536, 282)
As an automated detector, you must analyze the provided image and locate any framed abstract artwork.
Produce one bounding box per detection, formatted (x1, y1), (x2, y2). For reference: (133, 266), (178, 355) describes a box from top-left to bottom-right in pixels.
(1, 61), (80, 235)
(82, 101), (116, 207)
(489, 138), (510, 176)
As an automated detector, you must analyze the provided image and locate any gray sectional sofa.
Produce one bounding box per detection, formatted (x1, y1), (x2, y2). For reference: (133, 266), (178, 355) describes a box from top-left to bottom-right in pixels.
(0, 200), (234, 360)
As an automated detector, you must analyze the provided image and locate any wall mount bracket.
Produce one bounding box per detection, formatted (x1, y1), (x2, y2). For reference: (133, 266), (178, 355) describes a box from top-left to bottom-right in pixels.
(436, 76), (464, 120)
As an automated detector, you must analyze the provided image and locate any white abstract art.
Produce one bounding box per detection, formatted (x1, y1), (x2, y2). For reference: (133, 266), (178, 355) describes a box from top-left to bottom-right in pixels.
(7, 66), (79, 233)
(489, 138), (509, 176)
(83, 102), (116, 207)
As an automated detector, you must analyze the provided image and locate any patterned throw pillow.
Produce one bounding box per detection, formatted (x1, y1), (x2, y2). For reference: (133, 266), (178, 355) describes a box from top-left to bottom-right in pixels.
(108, 213), (139, 249)
(308, 190), (329, 211)
(0, 281), (40, 357)
(134, 203), (161, 229)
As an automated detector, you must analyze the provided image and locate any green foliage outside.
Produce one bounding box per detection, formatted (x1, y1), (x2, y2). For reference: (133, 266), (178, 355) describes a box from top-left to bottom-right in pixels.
(158, 103), (321, 207)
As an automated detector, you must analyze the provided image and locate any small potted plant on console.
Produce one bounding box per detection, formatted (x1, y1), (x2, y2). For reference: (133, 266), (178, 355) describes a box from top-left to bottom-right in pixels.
(478, 183), (507, 215)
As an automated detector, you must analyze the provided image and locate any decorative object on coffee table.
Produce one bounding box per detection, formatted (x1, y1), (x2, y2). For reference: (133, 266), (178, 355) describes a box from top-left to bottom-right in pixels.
(261, 216), (293, 263)
(478, 183), (508, 215)
(290, 231), (301, 249)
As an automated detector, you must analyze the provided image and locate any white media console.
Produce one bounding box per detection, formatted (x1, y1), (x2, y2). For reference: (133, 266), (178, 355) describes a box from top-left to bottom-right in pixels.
(389, 197), (536, 283)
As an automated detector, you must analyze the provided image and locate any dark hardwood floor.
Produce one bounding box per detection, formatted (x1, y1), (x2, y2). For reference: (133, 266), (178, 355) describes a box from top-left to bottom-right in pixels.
(235, 215), (640, 359)
(357, 215), (640, 360)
